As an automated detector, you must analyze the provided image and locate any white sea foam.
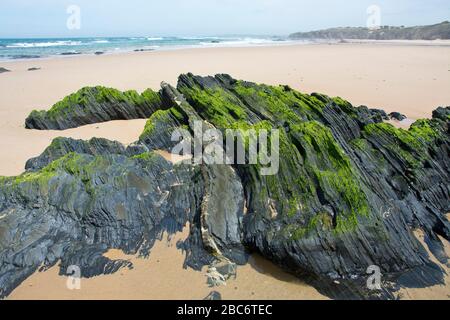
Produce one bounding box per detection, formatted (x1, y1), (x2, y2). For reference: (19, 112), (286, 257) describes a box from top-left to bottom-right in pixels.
(6, 40), (83, 48)
(180, 36), (220, 40)
(199, 38), (288, 47)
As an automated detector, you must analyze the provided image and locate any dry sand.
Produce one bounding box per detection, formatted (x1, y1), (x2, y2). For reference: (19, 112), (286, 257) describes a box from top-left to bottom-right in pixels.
(1, 43), (450, 299)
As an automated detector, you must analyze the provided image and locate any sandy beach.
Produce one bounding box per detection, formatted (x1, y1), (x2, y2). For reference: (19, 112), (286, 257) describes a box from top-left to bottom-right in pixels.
(1, 43), (449, 300)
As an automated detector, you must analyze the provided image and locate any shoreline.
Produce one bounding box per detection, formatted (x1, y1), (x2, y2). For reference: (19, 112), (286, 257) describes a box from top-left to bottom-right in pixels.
(2, 39), (450, 63)
(0, 38), (300, 63)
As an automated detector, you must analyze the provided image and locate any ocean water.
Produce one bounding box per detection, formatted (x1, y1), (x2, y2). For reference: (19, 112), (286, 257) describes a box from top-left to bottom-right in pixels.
(0, 36), (296, 61)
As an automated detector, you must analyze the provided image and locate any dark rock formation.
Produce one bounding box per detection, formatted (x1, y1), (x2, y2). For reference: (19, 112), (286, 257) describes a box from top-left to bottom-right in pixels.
(432, 107), (450, 121)
(369, 108), (390, 121)
(10, 55), (41, 60)
(204, 291), (222, 300)
(176, 74), (449, 298)
(389, 112), (407, 121)
(0, 67), (10, 74)
(25, 86), (165, 130)
(60, 52), (82, 56)
(1, 73), (449, 299)
(0, 151), (207, 298)
(289, 21), (450, 40)
(25, 137), (129, 171)
(27, 67), (41, 71)
(200, 164), (246, 264)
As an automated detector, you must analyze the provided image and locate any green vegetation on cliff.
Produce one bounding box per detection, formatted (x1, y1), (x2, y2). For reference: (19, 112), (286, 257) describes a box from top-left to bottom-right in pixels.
(289, 21), (450, 40)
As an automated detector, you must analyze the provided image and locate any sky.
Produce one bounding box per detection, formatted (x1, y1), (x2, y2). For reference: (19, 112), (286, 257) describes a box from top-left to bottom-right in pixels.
(0, 0), (449, 38)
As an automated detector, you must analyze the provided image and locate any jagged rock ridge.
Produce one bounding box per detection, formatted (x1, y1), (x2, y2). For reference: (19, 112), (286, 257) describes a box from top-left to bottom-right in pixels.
(1, 73), (449, 299)
(25, 86), (166, 130)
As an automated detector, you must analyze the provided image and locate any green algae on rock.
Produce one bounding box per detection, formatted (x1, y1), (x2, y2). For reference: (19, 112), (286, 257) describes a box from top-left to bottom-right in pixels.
(25, 86), (164, 130)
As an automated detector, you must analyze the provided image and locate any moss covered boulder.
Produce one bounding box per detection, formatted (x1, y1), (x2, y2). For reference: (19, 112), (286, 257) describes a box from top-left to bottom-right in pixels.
(25, 86), (164, 130)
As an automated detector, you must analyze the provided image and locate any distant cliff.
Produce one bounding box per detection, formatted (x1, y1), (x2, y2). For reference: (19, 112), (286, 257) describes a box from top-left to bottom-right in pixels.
(289, 21), (450, 40)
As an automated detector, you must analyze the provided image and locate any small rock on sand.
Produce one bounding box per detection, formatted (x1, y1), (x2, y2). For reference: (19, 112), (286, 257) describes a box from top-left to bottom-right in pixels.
(389, 111), (407, 121)
(27, 67), (41, 71)
(0, 67), (11, 73)
(203, 291), (222, 300)
(60, 52), (81, 56)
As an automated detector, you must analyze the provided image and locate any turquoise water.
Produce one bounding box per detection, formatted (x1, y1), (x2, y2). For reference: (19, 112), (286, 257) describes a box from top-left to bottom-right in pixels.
(0, 36), (293, 61)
